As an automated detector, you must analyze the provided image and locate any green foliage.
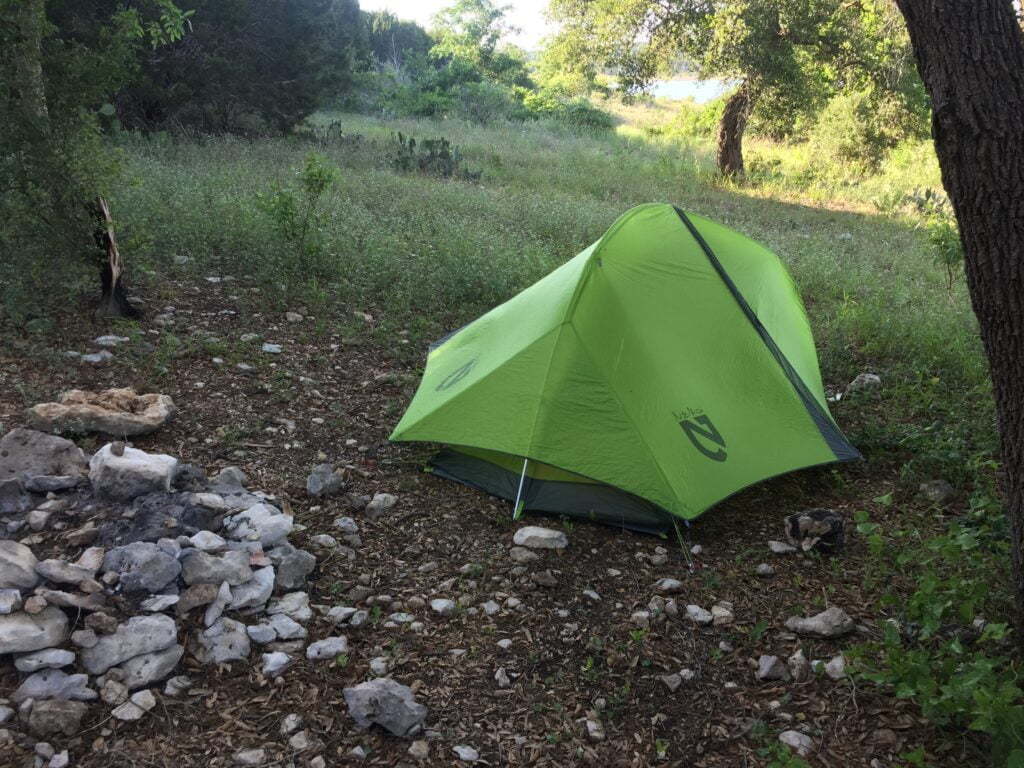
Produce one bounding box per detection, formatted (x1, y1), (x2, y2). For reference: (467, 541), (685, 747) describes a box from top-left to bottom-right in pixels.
(909, 189), (964, 289)
(430, 0), (531, 89)
(749, 721), (812, 768)
(118, 0), (364, 135)
(852, 502), (1021, 766)
(642, 97), (726, 141)
(534, 24), (603, 98)
(454, 80), (520, 125)
(758, 743), (812, 768)
(365, 10), (434, 69)
(807, 89), (928, 171)
(550, 98), (616, 132)
(547, 0), (928, 158)
(0, 0), (189, 322)
(868, 186), (964, 288)
(387, 133), (482, 182)
(255, 152), (341, 293)
(355, 0), (546, 127)
(521, 90), (615, 132)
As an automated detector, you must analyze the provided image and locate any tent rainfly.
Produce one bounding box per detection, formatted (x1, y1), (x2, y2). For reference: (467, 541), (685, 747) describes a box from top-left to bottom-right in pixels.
(390, 203), (859, 533)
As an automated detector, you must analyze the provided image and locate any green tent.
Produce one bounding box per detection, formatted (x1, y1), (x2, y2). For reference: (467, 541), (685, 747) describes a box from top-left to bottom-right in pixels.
(390, 203), (858, 533)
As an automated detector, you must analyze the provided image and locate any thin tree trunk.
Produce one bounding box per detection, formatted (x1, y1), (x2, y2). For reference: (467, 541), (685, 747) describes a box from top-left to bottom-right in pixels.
(716, 82), (751, 177)
(894, 0), (1024, 616)
(93, 196), (137, 318)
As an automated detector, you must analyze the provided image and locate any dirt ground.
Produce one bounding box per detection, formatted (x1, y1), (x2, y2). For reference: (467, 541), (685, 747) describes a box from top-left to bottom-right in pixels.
(0, 277), (979, 767)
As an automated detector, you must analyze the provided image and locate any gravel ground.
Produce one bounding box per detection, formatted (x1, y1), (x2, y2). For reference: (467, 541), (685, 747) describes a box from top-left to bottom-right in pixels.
(0, 278), (978, 767)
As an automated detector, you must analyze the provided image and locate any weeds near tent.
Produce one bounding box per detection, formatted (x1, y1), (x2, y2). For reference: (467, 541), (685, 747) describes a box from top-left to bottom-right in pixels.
(748, 619), (770, 643)
(758, 742), (812, 768)
(750, 721), (812, 767)
(847, 494), (1024, 766)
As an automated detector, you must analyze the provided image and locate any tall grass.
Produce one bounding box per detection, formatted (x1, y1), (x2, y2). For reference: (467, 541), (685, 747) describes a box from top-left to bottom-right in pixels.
(99, 103), (1014, 762)
(109, 107), (992, 484)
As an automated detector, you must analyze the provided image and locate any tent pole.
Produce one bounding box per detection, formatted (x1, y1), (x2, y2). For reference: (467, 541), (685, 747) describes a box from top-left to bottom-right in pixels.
(512, 457), (529, 520)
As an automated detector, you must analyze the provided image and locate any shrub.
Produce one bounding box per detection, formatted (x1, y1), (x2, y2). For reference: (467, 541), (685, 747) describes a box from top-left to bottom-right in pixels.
(556, 98), (616, 131)
(906, 188), (964, 288)
(390, 85), (456, 118)
(664, 97), (726, 140)
(117, 0), (363, 135)
(521, 90), (615, 132)
(387, 133), (482, 182)
(454, 80), (519, 125)
(807, 89), (927, 172)
(255, 152), (341, 292)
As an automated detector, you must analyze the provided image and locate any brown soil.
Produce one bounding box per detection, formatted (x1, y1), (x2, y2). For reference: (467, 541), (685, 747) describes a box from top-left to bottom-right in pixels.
(0, 278), (979, 767)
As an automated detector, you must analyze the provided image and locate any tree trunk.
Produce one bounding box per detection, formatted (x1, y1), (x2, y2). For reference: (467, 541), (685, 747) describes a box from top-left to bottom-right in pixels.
(894, 0), (1024, 614)
(716, 82), (751, 177)
(93, 197), (137, 318)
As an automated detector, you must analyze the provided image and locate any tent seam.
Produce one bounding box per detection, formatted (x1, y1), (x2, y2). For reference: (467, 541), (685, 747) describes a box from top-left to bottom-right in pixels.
(673, 208), (860, 462)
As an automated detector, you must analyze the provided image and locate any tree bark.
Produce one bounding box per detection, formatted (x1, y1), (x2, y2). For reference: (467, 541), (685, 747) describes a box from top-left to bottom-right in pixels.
(716, 82), (751, 177)
(894, 0), (1024, 615)
(93, 197), (137, 318)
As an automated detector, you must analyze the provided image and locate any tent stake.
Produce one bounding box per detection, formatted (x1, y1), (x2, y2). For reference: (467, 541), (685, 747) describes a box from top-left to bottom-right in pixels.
(512, 457), (529, 520)
(672, 518), (694, 572)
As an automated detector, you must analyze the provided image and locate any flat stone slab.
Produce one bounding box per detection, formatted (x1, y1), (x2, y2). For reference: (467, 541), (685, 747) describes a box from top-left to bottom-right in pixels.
(89, 444), (178, 501)
(27, 388), (176, 437)
(0, 608), (68, 654)
(79, 614), (178, 674)
(512, 526), (568, 550)
(785, 606), (854, 638)
(343, 678), (427, 737)
(0, 540), (39, 590)
(0, 428), (89, 482)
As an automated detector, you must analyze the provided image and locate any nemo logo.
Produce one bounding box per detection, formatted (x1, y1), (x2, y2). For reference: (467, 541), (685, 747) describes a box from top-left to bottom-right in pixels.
(436, 359), (476, 391)
(680, 414), (728, 462)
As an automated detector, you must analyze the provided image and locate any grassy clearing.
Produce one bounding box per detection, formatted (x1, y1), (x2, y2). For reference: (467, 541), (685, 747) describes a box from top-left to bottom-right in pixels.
(5, 97), (1015, 764)
(111, 106), (992, 488)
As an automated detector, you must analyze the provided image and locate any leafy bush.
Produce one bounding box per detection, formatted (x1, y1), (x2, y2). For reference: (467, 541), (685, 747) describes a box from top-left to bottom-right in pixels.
(807, 89), (927, 172)
(665, 97), (725, 140)
(1, 0), (190, 323)
(521, 90), (615, 132)
(387, 133), (482, 182)
(454, 80), (519, 124)
(556, 99), (616, 131)
(392, 86), (458, 118)
(869, 186), (964, 288)
(255, 152), (341, 292)
(116, 0), (364, 135)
